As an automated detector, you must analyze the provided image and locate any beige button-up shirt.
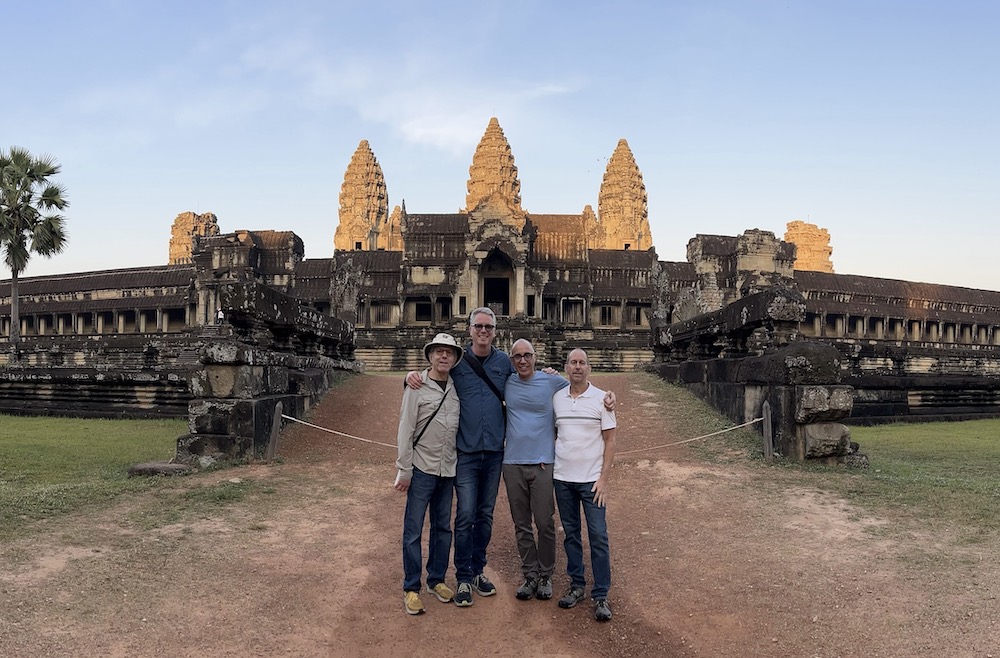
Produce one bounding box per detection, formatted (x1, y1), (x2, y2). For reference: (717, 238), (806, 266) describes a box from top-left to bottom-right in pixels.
(395, 369), (460, 481)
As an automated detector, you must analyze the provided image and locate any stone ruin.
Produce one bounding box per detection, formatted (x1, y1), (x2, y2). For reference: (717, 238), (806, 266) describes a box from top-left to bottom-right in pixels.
(651, 286), (863, 464)
(784, 220), (834, 273)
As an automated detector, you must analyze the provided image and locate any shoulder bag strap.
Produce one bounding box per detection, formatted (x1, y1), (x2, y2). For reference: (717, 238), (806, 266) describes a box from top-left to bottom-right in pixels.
(462, 352), (507, 426)
(462, 352), (505, 403)
(413, 387), (449, 447)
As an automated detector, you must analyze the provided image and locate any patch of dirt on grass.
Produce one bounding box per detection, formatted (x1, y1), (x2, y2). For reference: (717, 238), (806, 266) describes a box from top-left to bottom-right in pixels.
(0, 373), (997, 657)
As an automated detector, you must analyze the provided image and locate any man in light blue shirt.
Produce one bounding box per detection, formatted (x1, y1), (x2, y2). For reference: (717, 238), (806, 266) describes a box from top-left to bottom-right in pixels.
(502, 339), (569, 601)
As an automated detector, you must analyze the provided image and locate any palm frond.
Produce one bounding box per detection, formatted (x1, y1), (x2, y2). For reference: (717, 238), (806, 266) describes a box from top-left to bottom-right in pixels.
(38, 183), (69, 210)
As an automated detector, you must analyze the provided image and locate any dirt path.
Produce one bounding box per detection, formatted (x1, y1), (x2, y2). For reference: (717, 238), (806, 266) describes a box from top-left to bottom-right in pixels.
(1, 372), (997, 657)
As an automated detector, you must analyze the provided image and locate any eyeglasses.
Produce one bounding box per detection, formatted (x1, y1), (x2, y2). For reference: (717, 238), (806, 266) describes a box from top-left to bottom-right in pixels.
(511, 353), (535, 361)
(472, 323), (496, 331)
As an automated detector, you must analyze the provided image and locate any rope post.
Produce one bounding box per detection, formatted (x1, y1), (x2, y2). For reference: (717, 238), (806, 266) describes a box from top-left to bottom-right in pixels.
(761, 401), (773, 461)
(266, 401), (283, 461)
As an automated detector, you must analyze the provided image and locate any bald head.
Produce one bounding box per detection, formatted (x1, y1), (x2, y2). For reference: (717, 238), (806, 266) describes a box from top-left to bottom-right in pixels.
(511, 339), (537, 379)
(564, 348), (591, 389)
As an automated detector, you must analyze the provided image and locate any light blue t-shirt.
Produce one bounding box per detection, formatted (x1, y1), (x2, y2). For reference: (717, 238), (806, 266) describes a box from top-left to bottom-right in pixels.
(503, 371), (569, 464)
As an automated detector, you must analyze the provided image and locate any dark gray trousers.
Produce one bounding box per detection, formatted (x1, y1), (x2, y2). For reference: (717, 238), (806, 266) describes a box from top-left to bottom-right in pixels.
(502, 463), (556, 579)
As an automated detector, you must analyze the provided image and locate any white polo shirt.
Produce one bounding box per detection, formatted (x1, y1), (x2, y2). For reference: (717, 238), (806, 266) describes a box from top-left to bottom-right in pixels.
(553, 382), (617, 483)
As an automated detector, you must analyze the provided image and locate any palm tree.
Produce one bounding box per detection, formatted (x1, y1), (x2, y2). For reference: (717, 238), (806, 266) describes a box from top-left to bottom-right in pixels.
(0, 146), (69, 344)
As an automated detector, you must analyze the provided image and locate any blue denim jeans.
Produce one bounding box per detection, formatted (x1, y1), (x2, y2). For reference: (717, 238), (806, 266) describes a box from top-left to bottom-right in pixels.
(454, 450), (504, 583)
(554, 479), (611, 599)
(402, 467), (454, 592)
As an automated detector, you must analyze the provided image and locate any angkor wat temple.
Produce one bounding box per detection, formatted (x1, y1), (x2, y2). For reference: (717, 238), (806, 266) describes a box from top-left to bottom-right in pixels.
(3, 117), (1000, 430)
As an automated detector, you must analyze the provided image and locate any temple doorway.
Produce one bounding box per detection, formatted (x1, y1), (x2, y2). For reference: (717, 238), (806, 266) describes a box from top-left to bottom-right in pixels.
(479, 248), (513, 317)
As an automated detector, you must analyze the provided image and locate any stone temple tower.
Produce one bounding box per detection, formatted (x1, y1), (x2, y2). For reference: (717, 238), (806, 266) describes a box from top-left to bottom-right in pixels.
(168, 211), (220, 265)
(465, 117), (522, 213)
(335, 140), (388, 252)
(598, 139), (651, 251)
(784, 220), (834, 273)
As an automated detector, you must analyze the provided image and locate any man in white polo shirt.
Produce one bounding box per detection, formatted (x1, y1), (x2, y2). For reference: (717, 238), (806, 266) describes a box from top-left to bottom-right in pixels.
(552, 348), (617, 622)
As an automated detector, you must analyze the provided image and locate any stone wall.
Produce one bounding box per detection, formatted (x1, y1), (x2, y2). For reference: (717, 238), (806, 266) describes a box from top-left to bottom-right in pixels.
(0, 333), (203, 418)
(650, 289), (861, 463)
(174, 280), (357, 464)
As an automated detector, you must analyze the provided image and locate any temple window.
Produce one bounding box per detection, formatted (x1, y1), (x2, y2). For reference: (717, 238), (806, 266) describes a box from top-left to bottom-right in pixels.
(597, 305), (617, 327)
(436, 298), (451, 322)
(960, 324), (973, 344)
(562, 299), (585, 326)
(867, 317), (885, 339)
(414, 301), (432, 323)
(625, 304), (647, 328)
(888, 318), (905, 340)
(373, 302), (394, 326)
(543, 298), (558, 322)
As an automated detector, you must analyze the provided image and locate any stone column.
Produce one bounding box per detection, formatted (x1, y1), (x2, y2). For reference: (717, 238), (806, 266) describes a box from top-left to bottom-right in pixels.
(514, 267), (525, 316)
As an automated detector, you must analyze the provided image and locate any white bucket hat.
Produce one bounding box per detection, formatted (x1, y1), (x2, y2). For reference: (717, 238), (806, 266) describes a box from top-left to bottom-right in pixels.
(423, 332), (463, 362)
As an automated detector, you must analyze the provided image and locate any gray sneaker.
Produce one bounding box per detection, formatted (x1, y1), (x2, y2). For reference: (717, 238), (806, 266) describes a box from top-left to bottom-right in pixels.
(515, 577), (537, 600)
(594, 598), (612, 621)
(535, 576), (553, 600)
(558, 585), (586, 609)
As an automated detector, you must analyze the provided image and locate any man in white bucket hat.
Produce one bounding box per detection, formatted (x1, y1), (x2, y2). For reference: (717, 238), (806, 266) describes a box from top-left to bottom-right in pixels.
(394, 332), (462, 615)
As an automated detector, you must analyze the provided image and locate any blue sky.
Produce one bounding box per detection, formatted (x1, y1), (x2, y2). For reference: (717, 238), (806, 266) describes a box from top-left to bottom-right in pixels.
(3, 0), (998, 291)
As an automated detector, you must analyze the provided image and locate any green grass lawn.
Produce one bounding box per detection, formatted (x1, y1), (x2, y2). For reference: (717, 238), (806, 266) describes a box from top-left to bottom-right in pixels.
(0, 415), (184, 538)
(842, 419), (1000, 536)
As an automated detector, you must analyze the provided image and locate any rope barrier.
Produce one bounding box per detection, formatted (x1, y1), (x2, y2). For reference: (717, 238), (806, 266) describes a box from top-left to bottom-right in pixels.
(282, 413), (763, 457)
(280, 414), (396, 449)
(616, 417), (763, 456)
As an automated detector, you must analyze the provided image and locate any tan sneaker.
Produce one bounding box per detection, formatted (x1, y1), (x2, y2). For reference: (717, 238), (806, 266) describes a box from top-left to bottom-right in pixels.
(427, 582), (454, 602)
(404, 591), (425, 615)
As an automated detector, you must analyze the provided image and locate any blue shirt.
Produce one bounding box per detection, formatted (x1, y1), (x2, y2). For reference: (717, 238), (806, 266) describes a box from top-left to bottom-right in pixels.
(503, 371), (569, 464)
(451, 345), (513, 453)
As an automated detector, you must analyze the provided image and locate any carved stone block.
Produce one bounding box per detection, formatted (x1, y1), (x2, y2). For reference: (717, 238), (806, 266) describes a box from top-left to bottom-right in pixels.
(801, 422), (852, 457)
(795, 385), (854, 423)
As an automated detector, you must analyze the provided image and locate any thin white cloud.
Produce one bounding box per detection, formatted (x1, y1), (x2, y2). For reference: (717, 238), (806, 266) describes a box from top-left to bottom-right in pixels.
(234, 30), (583, 154)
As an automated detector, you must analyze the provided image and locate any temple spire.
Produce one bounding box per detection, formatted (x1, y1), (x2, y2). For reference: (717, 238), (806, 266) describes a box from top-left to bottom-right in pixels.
(335, 140), (388, 251)
(465, 117), (521, 212)
(598, 138), (651, 250)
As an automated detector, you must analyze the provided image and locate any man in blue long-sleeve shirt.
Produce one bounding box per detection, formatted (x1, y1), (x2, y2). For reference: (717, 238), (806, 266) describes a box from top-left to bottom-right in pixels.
(448, 307), (511, 606)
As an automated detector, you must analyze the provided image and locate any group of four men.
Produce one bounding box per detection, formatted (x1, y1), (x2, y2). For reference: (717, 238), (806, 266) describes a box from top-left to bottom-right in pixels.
(394, 307), (616, 622)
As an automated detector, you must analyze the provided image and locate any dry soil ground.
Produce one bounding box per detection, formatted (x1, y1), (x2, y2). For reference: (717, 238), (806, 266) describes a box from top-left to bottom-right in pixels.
(1, 372), (997, 657)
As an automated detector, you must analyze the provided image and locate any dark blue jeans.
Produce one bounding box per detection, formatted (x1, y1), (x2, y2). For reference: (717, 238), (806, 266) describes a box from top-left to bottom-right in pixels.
(402, 467), (454, 592)
(554, 479), (611, 599)
(454, 450), (504, 583)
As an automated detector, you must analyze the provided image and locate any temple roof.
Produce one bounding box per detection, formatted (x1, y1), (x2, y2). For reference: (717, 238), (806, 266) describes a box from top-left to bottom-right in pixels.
(0, 265), (195, 297)
(588, 249), (658, 268)
(404, 214), (470, 234)
(795, 271), (1000, 307)
(293, 259), (334, 301)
